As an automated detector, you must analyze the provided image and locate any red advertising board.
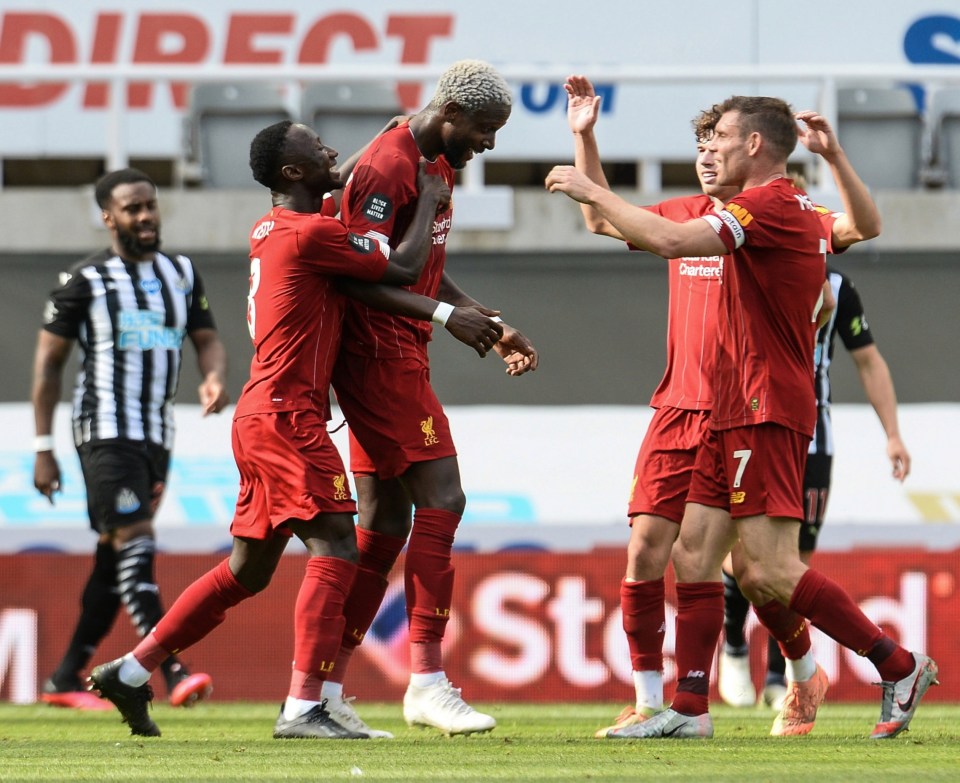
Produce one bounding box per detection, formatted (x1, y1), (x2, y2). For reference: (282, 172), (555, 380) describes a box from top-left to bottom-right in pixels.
(1, 547), (957, 704)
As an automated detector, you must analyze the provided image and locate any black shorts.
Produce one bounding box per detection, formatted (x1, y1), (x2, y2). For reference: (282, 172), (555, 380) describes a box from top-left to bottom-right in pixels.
(800, 452), (832, 553)
(76, 439), (170, 534)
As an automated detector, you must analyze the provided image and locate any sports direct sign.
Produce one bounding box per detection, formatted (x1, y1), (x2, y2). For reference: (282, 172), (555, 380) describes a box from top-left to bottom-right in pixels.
(1, 548), (957, 704)
(3, 1), (960, 159)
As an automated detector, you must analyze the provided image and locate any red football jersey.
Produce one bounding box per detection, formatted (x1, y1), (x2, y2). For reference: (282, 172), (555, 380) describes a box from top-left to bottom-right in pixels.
(704, 177), (829, 436)
(235, 206), (390, 420)
(339, 123), (454, 359)
(642, 194), (725, 411)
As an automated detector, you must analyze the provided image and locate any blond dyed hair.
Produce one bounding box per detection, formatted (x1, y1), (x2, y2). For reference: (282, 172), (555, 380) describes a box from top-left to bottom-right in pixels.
(429, 59), (512, 114)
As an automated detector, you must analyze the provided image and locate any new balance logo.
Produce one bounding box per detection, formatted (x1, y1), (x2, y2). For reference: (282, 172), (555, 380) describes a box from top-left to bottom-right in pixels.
(685, 670), (707, 679)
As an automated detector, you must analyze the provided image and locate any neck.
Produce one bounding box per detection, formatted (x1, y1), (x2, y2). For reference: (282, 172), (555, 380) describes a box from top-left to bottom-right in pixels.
(272, 191), (323, 214)
(741, 166), (787, 191)
(407, 110), (442, 161)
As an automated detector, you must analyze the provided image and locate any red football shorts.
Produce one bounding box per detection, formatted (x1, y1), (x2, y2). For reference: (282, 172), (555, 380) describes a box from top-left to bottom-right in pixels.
(686, 423), (807, 520)
(230, 409), (356, 539)
(628, 406), (711, 523)
(333, 353), (456, 479)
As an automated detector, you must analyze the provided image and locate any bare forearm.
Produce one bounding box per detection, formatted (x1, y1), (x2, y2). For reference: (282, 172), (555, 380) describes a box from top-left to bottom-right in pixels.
(825, 148), (882, 246)
(573, 130), (621, 238)
(339, 279), (438, 321)
(860, 360), (900, 439)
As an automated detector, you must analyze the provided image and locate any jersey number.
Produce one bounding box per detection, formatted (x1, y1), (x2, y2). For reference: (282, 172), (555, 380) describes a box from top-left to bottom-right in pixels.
(732, 449), (752, 489)
(246, 257), (261, 340)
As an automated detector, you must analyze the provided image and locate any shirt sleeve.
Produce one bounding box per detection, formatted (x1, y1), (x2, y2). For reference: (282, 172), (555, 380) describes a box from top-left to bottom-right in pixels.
(297, 215), (390, 282)
(42, 267), (90, 339)
(185, 266), (217, 332)
(343, 154), (417, 243)
(834, 274), (875, 351)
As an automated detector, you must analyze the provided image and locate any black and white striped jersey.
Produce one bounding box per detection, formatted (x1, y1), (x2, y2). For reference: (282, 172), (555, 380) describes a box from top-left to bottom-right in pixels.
(42, 249), (217, 449)
(809, 267), (875, 457)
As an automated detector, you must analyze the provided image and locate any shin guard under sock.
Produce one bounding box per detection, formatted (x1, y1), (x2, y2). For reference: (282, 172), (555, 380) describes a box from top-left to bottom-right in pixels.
(621, 577), (666, 672)
(671, 582), (724, 716)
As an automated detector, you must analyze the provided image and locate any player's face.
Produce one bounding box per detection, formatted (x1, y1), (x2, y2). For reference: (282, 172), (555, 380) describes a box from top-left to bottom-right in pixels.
(285, 124), (341, 194)
(104, 182), (161, 260)
(696, 143), (738, 202)
(707, 110), (750, 188)
(441, 102), (511, 169)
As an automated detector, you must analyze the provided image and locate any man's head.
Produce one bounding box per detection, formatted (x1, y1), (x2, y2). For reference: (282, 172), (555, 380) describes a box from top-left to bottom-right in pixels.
(249, 120), (341, 195)
(427, 59), (512, 169)
(94, 168), (161, 260)
(704, 95), (798, 188)
(692, 107), (738, 203)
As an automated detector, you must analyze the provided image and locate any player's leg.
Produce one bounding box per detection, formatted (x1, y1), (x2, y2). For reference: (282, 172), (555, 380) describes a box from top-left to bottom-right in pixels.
(600, 407), (707, 735)
(718, 549), (758, 708)
(736, 427), (935, 738)
(609, 500), (734, 740)
(274, 511), (369, 740)
(597, 513), (677, 736)
(41, 537), (119, 710)
(325, 467), (409, 739)
(399, 454), (495, 735)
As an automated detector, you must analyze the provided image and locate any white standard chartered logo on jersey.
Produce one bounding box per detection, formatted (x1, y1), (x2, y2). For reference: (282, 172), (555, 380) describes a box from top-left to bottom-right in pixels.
(678, 258), (723, 278)
(432, 214), (451, 245)
(117, 310), (186, 350)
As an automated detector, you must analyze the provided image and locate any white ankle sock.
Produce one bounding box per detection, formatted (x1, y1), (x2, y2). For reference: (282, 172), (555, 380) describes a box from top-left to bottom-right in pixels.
(785, 650), (817, 683)
(283, 697), (321, 721)
(633, 670), (664, 711)
(117, 654), (151, 687)
(321, 681), (343, 700)
(409, 671), (445, 688)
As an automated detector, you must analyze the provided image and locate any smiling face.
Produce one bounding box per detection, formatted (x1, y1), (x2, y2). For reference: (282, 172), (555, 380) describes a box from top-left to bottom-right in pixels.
(706, 110), (754, 189)
(440, 102), (511, 169)
(696, 142), (738, 203)
(282, 123), (341, 194)
(103, 181), (161, 260)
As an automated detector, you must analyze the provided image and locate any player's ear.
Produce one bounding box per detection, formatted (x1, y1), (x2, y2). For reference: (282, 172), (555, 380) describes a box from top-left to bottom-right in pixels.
(281, 162), (303, 182)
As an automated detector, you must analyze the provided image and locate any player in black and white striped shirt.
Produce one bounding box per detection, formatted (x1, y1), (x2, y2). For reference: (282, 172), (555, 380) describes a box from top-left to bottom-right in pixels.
(32, 168), (229, 713)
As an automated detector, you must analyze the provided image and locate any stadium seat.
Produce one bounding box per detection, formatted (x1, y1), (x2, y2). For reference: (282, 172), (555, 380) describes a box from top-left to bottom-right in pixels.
(184, 82), (294, 188)
(300, 82), (403, 159)
(925, 86), (960, 189)
(836, 85), (926, 190)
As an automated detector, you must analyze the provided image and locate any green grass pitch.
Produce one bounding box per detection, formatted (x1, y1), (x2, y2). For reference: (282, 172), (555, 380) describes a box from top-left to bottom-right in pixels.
(1, 702), (958, 782)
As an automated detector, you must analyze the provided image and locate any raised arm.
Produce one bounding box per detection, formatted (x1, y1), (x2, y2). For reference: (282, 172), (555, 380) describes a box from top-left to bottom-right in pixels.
(796, 110), (882, 248)
(566, 75), (624, 239)
(849, 343), (910, 481)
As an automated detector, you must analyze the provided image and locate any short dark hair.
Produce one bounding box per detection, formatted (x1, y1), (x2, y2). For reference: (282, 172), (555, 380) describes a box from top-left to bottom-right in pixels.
(692, 106), (723, 143)
(712, 95), (798, 159)
(249, 120), (294, 189)
(94, 168), (155, 209)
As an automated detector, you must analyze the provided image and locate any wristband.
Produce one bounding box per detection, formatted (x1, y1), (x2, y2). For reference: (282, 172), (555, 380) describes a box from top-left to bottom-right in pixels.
(34, 435), (54, 452)
(431, 302), (455, 326)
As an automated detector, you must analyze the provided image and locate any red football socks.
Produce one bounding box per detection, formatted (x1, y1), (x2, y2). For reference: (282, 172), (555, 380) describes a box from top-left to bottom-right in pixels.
(136, 558), (254, 670)
(404, 508), (460, 672)
(289, 556), (356, 700)
(330, 528), (406, 684)
(670, 581), (724, 716)
(621, 577), (667, 672)
(789, 568), (914, 681)
(753, 599), (811, 660)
